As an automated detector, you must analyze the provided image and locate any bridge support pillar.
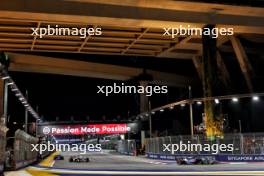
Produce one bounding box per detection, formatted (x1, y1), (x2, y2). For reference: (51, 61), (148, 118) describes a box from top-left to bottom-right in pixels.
(139, 81), (149, 113)
(0, 79), (8, 176)
(202, 25), (224, 140)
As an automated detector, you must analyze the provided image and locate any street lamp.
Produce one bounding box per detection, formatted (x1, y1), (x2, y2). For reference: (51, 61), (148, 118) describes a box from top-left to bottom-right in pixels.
(1, 76), (10, 80)
(11, 88), (18, 91)
(232, 97), (239, 102)
(253, 96), (259, 101)
(6, 82), (14, 86)
(196, 101), (202, 105)
(214, 99), (220, 104)
(189, 86), (194, 138)
(15, 93), (21, 96)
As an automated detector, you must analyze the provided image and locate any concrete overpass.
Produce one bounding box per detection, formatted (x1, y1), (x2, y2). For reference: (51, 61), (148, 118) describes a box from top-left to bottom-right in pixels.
(6, 52), (194, 87)
(0, 0), (263, 59)
(0, 0), (263, 91)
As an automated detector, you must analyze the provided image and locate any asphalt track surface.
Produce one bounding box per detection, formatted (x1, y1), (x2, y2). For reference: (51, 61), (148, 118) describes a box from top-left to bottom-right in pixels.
(41, 151), (264, 175)
(53, 151), (178, 170)
(5, 151), (264, 175)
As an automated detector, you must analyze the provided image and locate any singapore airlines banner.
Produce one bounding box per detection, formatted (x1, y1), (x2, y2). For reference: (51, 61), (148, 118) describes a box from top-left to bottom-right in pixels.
(39, 123), (139, 135)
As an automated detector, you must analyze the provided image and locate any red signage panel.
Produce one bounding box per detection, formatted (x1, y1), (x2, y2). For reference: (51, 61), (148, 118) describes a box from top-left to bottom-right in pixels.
(41, 124), (132, 135)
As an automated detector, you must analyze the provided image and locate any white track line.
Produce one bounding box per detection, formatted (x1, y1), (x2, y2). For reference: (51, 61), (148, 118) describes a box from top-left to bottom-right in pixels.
(28, 167), (264, 175)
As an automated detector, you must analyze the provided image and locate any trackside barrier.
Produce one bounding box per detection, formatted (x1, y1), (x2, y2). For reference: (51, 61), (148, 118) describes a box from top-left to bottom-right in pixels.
(145, 133), (264, 162)
(117, 140), (136, 156)
(0, 126), (8, 175)
(146, 153), (264, 162)
(6, 130), (39, 170)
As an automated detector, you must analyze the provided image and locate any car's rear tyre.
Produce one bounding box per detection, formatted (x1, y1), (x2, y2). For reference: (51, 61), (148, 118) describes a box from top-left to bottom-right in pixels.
(176, 159), (183, 165)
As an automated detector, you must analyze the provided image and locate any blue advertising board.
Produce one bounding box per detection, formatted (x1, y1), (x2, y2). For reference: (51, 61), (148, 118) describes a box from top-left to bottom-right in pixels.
(146, 153), (264, 162)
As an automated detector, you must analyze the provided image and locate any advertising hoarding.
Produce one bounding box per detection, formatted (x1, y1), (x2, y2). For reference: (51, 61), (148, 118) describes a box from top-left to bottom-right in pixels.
(39, 123), (138, 136)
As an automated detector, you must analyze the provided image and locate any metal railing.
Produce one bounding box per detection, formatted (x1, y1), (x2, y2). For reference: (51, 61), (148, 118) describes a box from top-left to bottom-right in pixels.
(117, 140), (136, 155)
(145, 133), (264, 155)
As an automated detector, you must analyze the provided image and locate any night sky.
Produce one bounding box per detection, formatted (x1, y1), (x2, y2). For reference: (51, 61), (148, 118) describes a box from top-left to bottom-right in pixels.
(8, 73), (136, 122)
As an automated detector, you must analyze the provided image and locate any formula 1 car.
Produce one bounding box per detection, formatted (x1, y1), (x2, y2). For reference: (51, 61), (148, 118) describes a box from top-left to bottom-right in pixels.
(54, 155), (64, 160)
(176, 156), (216, 165)
(69, 155), (90, 162)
